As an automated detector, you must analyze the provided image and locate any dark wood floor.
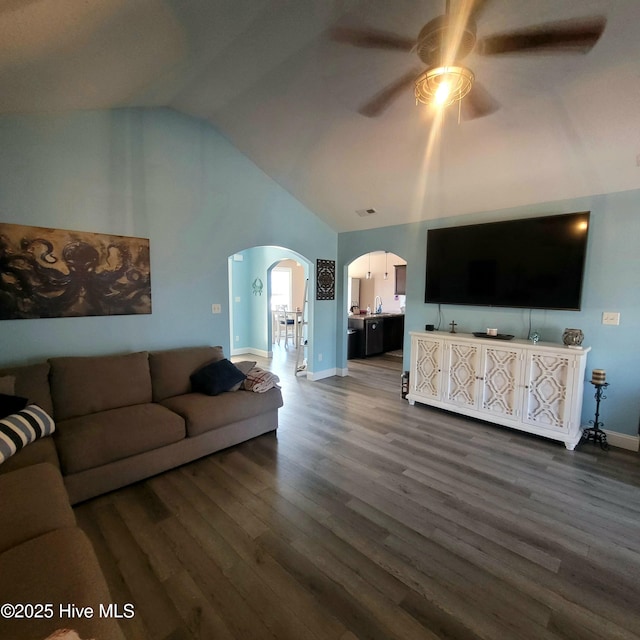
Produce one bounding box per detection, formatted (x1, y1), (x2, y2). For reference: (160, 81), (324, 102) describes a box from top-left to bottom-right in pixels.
(75, 348), (640, 640)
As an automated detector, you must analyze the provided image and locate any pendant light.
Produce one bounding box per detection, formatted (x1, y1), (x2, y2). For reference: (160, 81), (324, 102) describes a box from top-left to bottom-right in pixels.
(384, 251), (389, 280)
(366, 252), (372, 279)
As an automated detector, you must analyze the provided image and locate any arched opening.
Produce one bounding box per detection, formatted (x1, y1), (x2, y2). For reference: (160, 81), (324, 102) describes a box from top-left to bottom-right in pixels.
(228, 246), (312, 378)
(345, 250), (407, 377)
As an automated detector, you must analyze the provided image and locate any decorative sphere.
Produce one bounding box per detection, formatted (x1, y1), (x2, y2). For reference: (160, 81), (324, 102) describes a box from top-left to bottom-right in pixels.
(562, 328), (584, 346)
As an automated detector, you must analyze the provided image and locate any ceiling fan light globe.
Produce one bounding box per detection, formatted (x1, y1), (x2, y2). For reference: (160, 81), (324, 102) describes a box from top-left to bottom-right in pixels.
(435, 81), (452, 106)
(415, 65), (474, 108)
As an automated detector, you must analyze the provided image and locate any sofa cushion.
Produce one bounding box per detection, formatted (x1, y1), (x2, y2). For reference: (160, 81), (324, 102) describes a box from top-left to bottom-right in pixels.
(0, 375), (15, 394)
(190, 358), (247, 396)
(160, 387), (283, 437)
(55, 403), (186, 474)
(230, 360), (257, 391)
(0, 435), (60, 475)
(0, 528), (125, 640)
(149, 345), (225, 402)
(0, 463), (75, 554)
(0, 404), (56, 465)
(50, 351), (152, 420)
(0, 362), (53, 416)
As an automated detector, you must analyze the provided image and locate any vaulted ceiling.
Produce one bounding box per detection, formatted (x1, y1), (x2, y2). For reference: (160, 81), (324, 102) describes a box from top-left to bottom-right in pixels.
(1, 0), (639, 231)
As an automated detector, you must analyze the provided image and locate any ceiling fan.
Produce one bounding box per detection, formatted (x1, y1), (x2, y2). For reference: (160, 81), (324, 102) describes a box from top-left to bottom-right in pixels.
(330, 0), (606, 119)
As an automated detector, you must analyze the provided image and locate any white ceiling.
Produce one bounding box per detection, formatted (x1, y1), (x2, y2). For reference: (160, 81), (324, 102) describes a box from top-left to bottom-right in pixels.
(1, 0), (639, 232)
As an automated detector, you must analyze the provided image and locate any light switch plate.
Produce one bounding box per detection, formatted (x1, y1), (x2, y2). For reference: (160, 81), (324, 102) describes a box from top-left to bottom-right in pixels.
(602, 311), (620, 325)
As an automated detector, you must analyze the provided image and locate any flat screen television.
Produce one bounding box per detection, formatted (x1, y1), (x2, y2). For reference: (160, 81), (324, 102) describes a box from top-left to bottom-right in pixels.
(425, 211), (590, 310)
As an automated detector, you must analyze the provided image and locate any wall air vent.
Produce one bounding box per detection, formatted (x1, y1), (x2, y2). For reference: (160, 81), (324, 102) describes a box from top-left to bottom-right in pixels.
(356, 208), (378, 217)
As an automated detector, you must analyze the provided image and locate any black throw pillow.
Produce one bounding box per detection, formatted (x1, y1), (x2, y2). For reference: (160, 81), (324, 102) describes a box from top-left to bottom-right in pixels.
(0, 393), (29, 420)
(190, 359), (247, 396)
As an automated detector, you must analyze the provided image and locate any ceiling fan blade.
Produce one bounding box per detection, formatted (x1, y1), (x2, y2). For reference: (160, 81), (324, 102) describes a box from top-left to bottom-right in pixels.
(461, 81), (500, 120)
(358, 68), (420, 118)
(330, 26), (415, 51)
(469, 0), (492, 23)
(478, 15), (606, 56)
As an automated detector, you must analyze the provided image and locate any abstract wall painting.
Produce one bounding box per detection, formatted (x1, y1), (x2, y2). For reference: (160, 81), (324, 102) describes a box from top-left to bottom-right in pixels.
(0, 223), (151, 320)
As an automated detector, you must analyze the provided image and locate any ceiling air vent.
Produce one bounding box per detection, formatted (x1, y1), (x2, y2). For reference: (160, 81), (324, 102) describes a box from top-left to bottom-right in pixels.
(356, 208), (378, 217)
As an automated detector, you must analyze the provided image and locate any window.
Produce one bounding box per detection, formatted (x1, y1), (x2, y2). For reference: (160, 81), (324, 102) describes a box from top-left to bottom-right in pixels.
(271, 267), (292, 310)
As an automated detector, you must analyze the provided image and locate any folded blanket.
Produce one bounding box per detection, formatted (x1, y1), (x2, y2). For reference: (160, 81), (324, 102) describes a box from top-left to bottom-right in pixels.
(243, 367), (281, 393)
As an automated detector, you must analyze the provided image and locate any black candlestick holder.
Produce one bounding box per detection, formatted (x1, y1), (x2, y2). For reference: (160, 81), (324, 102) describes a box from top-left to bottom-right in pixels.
(582, 381), (609, 450)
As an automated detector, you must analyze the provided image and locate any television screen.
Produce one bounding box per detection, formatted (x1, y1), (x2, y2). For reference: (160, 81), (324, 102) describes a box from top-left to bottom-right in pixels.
(425, 212), (590, 310)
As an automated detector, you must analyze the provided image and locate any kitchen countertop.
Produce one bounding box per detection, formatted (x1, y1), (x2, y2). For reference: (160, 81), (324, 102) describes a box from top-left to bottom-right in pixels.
(349, 313), (404, 320)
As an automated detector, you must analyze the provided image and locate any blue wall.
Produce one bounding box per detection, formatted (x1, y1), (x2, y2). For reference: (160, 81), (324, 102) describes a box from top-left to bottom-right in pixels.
(229, 246), (311, 356)
(2, 107), (638, 437)
(0, 108), (337, 374)
(338, 190), (640, 438)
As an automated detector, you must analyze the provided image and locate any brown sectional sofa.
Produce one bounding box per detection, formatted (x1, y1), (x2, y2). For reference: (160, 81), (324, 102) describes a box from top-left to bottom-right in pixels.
(0, 464), (124, 640)
(0, 345), (283, 640)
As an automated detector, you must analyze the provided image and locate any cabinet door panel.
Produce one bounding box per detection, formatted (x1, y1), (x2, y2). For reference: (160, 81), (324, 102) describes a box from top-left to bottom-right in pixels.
(412, 337), (443, 400)
(522, 352), (573, 431)
(444, 342), (480, 408)
(383, 315), (404, 352)
(479, 346), (522, 419)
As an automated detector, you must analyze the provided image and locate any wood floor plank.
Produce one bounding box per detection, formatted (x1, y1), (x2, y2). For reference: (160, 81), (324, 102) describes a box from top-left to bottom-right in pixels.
(74, 500), (150, 640)
(431, 524), (640, 639)
(110, 486), (186, 583)
(149, 479), (280, 640)
(90, 501), (186, 639)
(161, 571), (236, 640)
(73, 350), (640, 640)
(162, 469), (331, 640)
(179, 464), (352, 640)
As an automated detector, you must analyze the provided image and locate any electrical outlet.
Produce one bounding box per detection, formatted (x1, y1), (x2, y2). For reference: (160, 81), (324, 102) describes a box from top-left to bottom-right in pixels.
(602, 311), (620, 325)
(235, 335), (240, 342)
(318, 353), (323, 362)
(211, 303), (221, 314)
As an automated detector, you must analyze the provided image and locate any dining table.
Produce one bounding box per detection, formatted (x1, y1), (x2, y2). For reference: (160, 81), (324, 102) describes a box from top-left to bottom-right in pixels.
(286, 310), (304, 347)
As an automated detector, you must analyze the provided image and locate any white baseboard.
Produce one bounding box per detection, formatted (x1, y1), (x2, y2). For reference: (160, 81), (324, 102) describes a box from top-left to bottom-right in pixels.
(307, 367), (338, 381)
(336, 367), (349, 377)
(582, 426), (639, 451)
(602, 429), (640, 451)
(230, 348), (270, 358)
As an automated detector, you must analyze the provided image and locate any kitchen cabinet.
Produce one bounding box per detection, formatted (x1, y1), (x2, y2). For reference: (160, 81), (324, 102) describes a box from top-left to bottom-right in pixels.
(348, 316), (383, 356)
(383, 314), (405, 352)
(408, 331), (590, 450)
(348, 314), (405, 358)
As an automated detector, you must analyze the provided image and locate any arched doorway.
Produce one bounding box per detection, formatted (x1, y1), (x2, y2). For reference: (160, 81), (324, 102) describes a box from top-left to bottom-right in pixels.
(345, 250), (407, 375)
(228, 246), (312, 376)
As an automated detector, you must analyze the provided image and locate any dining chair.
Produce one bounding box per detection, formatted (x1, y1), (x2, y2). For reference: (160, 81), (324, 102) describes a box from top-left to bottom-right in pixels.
(275, 305), (296, 347)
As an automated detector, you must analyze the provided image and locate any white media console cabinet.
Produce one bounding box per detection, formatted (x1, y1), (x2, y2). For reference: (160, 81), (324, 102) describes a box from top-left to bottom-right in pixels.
(408, 331), (590, 450)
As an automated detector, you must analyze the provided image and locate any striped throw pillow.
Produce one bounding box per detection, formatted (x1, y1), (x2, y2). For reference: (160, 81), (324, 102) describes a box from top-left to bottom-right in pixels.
(0, 404), (55, 464)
